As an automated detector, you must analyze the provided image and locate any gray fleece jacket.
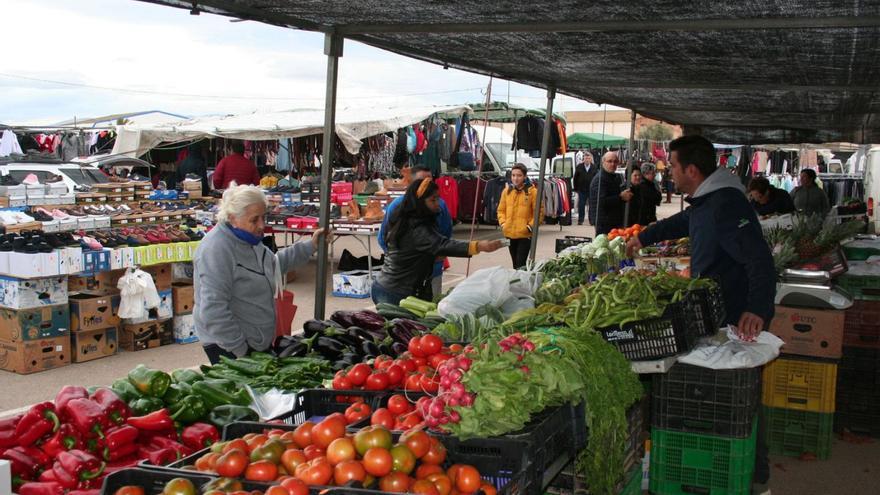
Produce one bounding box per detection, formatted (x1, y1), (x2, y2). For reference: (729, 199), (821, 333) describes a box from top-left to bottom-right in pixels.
(193, 223), (315, 356)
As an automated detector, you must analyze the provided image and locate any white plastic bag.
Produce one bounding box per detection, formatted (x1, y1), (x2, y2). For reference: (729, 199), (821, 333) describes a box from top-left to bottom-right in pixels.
(117, 268), (161, 319)
(677, 326), (784, 369)
(438, 266), (513, 317)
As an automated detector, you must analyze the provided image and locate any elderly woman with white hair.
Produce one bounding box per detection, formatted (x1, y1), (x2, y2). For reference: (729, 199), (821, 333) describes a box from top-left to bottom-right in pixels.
(193, 183), (325, 364)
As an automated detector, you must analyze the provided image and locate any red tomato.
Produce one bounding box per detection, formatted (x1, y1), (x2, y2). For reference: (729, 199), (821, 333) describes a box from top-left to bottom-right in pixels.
(387, 395), (412, 416)
(480, 483), (497, 495)
(419, 335), (443, 356)
(412, 480), (440, 495)
(281, 449), (307, 474)
(334, 460), (367, 485)
(415, 463), (444, 480)
(395, 358), (416, 373)
(347, 363), (372, 386)
(295, 458), (333, 486)
(303, 445), (325, 460)
(455, 466), (481, 493)
(385, 364), (405, 386)
(448, 344), (463, 353)
(215, 449), (249, 477)
(292, 421), (315, 448)
(419, 375), (439, 394)
(265, 486), (290, 495)
(345, 402), (372, 424)
(365, 371), (390, 391)
(408, 337), (425, 358)
(374, 355), (394, 369)
(421, 438), (447, 465)
(363, 448), (394, 477)
(379, 472), (412, 493)
(398, 413), (423, 431)
(370, 408), (395, 429)
(413, 357), (428, 368)
(426, 474), (452, 495)
(245, 460), (278, 482)
(428, 353), (452, 370)
(326, 437), (357, 465)
(311, 416), (346, 449)
(404, 374), (422, 391)
(223, 439), (250, 454)
(401, 430), (431, 458)
(280, 478), (309, 495)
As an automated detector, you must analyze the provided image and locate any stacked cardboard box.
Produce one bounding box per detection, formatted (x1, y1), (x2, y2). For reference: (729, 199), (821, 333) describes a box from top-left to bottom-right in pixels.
(0, 276), (70, 374)
(172, 282), (196, 344)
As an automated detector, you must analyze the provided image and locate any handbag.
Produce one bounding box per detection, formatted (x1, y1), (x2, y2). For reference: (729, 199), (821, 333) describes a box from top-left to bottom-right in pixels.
(274, 289), (298, 337)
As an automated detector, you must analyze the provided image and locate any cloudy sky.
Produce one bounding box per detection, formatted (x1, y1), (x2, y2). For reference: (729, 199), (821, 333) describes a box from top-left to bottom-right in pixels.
(1, 0), (611, 126)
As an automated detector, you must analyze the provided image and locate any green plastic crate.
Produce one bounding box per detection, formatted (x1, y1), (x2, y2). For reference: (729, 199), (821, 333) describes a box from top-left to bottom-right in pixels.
(764, 406), (833, 460)
(620, 464), (643, 495)
(354, 193), (372, 207)
(649, 421), (757, 495)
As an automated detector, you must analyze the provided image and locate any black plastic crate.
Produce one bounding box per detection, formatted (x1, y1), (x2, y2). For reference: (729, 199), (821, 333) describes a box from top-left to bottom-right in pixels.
(686, 286), (726, 337)
(835, 410), (880, 437)
(598, 299), (697, 361)
(102, 468), (216, 495)
(652, 363), (761, 438)
(555, 236), (592, 253)
(837, 346), (880, 389)
(623, 398), (646, 473)
(271, 388), (388, 425)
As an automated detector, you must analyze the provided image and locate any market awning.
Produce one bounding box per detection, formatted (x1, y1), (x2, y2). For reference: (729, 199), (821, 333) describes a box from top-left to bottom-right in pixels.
(567, 132), (628, 150)
(110, 105), (470, 157)
(135, 0), (880, 145)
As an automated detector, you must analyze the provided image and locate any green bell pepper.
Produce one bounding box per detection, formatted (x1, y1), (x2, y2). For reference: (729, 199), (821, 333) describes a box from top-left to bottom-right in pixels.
(162, 383), (193, 406)
(169, 395), (207, 424)
(191, 380), (251, 410)
(171, 369), (204, 385)
(111, 379), (142, 402)
(207, 405), (259, 428)
(129, 396), (165, 416)
(128, 364), (171, 398)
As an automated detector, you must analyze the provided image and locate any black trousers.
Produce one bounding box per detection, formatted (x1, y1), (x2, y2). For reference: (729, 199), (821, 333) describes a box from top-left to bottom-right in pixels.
(508, 238), (531, 269)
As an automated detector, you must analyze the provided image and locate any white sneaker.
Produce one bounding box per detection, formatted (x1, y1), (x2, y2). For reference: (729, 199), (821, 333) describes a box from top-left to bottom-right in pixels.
(13, 212), (35, 223)
(0, 211), (18, 225)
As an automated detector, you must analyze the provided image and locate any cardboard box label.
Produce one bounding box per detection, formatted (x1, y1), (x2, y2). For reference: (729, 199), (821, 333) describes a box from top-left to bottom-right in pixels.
(0, 305), (70, 342)
(769, 305), (845, 358)
(0, 276), (68, 309)
(69, 293), (121, 332)
(0, 335), (70, 374)
(120, 319), (171, 351)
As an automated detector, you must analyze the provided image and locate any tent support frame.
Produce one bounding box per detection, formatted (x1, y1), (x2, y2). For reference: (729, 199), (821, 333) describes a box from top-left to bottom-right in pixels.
(528, 86), (556, 264)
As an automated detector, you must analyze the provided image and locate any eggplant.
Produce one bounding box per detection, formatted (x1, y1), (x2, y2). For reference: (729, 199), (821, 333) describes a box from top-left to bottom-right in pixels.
(360, 340), (381, 357)
(312, 336), (347, 360)
(322, 328), (363, 349)
(378, 342), (394, 356)
(346, 326), (376, 343)
(391, 342), (408, 355)
(330, 310), (358, 328)
(278, 341), (308, 358)
(303, 319), (331, 338)
(350, 310), (387, 333)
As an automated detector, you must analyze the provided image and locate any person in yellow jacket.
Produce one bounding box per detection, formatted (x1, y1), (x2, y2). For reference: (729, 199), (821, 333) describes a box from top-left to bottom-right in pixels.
(497, 163), (541, 268)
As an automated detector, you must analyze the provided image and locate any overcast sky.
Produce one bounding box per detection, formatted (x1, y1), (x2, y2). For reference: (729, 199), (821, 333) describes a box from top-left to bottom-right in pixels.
(1, 0), (613, 125)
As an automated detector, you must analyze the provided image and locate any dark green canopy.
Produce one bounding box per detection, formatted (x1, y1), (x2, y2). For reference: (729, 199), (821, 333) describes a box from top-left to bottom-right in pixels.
(566, 132), (628, 149)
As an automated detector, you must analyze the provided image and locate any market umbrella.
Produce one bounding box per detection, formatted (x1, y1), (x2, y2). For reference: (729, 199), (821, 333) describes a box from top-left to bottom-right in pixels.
(566, 132), (628, 150)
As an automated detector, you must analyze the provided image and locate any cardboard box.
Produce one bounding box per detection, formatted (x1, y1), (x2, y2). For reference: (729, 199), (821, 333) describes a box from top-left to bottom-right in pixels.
(172, 313), (198, 344)
(119, 319), (172, 351)
(70, 326), (117, 363)
(0, 304), (70, 342)
(69, 293), (120, 332)
(0, 335), (70, 374)
(769, 305), (845, 359)
(172, 283), (194, 314)
(5, 252), (45, 278)
(172, 262), (194, 282)
(143, 264), (172, 290)
(332, 270), (376, 298)
(0, 276), (68, 309)
(69, 269), (125, 295)
(124, 289), (172, 324)
(64, 247), (84, 274)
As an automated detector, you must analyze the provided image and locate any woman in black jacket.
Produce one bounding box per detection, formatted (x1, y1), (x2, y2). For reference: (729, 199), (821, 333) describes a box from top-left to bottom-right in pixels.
(372, 178), (503, 305)
(634, 164), (663, 225)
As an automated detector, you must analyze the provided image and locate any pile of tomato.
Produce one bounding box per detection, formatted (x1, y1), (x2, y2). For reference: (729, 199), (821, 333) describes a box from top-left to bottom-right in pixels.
(185, 415), (495, 495)
(331, 337), (466, 394)
(608, 224), (644, 241)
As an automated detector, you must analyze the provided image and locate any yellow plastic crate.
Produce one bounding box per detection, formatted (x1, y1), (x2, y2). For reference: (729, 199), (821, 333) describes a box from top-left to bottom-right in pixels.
(762, 357), (837, 413)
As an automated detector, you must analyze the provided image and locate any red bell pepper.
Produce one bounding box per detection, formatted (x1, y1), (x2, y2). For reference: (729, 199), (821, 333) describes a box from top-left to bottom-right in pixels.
(18, 481), (65, 495)
(14, 402), (60, 447)
(137, 428), (179, 445)
(55, 386), (89, 421)
(181, 423), (219, 450)
(104, 455), (140, 474)
(90, 388), (131, 425)
(1, 447), (41, 486)
(0, 414), (22, 448)
(149, 436), (192, 457)
(14, 446), (51, 471)
(138, 445), (178, 466)
(126, 408), (174, 431)
(56, 449), (106, 488)
(102, 425), (139, 461)
(40, 424), (82, 458)
(65, 399), (110, 439)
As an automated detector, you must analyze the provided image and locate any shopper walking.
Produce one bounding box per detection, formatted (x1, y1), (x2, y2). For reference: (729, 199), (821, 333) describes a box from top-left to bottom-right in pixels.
(791, 168), (830, 217)
(748, 176), (795, 217)
(379, 165), (453, 297)
(625, 135), (775, 493)
(373, 178), (503, 305)
(573, 153), (598, 225)
(193, 184), (325, 364)
(212, 141), (261, 189)
(176, 141), (209, 195)
(497, 163), (541, 268)
(634, 163), (663, 225)
(588, 151), (633, 235)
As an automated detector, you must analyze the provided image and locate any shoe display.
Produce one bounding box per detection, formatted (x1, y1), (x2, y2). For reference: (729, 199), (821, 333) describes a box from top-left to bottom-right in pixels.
(347, 200), (361, 220)
(363, 199), (385, 222)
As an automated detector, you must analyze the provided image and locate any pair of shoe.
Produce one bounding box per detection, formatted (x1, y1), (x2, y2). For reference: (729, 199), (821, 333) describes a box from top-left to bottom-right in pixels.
(0, 211), (35, 225)
(363, 199), (384, 222)
(347, 200), (361, 220)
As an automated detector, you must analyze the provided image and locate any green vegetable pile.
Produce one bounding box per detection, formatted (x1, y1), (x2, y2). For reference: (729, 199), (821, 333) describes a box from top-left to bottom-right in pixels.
(200, 352), (333, 393)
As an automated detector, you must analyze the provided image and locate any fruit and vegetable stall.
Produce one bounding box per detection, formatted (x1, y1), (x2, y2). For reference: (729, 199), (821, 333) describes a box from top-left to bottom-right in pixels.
(2, 223), (876, 495)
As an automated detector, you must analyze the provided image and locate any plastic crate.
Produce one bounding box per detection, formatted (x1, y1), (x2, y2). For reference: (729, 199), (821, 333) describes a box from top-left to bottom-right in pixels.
(271, 388), (387, 425)
(837, 346), (880, 391)
(652, 363), (761, 438)
(546, 461), (642, 495)
(834, 410), (880, 437)
(843, 300), (880, 348)
(836, 273), (880, 301)
(649, 421), (757, 495)
(555, 236), (592, 253)
(623, 398), (646, 473)
(763, 406), (833, 460)
(598, 299), (697, 361)
(101, 468), (215, 495)
(686, 285), (726, 337)
(761, 356), (837, 413)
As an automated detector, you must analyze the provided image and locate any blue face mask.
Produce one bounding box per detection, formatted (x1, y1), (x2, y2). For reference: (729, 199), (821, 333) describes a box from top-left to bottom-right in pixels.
(227, 224), (264, 245)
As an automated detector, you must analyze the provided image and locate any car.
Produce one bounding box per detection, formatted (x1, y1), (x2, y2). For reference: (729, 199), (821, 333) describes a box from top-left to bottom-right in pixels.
(72, 153), (154, 180)
(0, 155), (111, 193)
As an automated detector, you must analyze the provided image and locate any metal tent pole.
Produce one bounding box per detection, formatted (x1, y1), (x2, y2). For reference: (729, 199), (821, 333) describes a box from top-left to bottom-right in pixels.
(314, 33), (343, 320)
(623, 109), (637, 226)
(528, 87), (555, 263)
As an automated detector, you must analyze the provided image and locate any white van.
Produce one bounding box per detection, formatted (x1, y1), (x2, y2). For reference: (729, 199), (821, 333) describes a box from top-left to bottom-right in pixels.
(471, 124), (577, 179)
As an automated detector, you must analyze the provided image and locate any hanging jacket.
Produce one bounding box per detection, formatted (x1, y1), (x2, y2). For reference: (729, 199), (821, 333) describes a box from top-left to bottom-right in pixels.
(497, 182), (541, 239)
(482, 176), (507, 225)
(638, 169), (776, 326)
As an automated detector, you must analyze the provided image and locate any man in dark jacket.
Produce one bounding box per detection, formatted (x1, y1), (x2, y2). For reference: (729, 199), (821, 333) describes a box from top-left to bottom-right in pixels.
(748, 176), (795, 217)
(177, 141), (209, 195)
(588, 151), (632, 234)
(573, 153), (598, 225)
(625, 135), (775, 492)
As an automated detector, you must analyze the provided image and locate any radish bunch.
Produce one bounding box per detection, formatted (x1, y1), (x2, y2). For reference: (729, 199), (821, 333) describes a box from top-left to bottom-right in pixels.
(498, 333), (536, 373)
(418, 353), (475, 428)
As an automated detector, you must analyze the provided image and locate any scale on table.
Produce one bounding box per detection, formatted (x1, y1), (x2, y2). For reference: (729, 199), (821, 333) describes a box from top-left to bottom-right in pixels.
(776, 268), (853, 310)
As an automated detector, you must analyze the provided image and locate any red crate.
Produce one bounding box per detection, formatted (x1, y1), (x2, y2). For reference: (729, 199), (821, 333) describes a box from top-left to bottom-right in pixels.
(844, 300), (880, 349)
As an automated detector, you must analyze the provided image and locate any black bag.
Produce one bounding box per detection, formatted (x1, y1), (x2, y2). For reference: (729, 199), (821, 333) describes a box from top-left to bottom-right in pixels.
(450, 114), (476, 171)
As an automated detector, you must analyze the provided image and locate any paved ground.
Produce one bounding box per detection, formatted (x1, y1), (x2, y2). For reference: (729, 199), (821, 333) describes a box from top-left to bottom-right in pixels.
(2, 196), (877, 494)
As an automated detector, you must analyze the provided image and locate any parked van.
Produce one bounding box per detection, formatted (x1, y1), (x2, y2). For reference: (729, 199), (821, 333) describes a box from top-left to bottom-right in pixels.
(471, 124), (577, 179)
(864, 146), (880, 232)
(0, 156), (109, 193)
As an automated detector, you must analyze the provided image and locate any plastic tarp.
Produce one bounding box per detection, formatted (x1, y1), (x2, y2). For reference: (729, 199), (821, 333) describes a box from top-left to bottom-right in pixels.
(566, 132), (628, 150)
(111, 104), (470, 157)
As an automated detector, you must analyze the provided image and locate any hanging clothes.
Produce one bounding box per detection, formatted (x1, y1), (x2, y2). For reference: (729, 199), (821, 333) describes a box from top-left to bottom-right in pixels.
(276, 139), (292, 172)
(423, 123), (443, 177)
(482, 176), (507, 225)
(0, 130), (23, 157)
(457, 176), (486, 223)
(435, 175), (460, 220)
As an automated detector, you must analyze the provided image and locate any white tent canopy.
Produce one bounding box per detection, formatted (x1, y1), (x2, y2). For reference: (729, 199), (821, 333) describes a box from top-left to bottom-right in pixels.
(111, 104), (471, 158)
